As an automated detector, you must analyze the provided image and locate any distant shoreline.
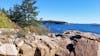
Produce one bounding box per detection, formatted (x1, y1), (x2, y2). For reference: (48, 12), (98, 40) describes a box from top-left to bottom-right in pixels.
(42, 20), (68, 24)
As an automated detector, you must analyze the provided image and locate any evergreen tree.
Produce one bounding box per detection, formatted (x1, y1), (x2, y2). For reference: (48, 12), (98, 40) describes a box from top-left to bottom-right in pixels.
(8, 0), (38, 27)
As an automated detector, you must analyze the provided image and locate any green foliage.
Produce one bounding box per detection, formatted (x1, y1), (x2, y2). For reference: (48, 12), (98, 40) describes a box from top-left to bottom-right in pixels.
(0, 12), (14, 28)
(8, 0), (38, 28)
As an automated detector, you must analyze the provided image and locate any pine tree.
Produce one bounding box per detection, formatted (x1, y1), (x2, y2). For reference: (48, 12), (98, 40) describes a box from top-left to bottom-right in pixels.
(8, 0), (38, 27)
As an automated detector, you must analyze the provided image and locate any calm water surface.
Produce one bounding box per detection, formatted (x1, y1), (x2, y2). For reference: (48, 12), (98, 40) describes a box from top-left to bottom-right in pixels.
(42, 23), (100, 34)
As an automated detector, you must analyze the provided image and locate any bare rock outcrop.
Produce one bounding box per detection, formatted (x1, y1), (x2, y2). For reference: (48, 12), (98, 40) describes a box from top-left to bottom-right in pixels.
(0, 44), (18, 56)
(0, 29), (100, 56)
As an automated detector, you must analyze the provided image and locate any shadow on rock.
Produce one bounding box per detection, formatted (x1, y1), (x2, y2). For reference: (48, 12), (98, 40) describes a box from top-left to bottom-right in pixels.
(66, 44), (76, 56)
(70, 35), (82, 42)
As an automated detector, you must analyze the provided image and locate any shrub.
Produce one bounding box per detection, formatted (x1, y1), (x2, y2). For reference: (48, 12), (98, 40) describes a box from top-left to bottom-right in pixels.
(0, 12), (14, 28)
(17, 29), (28, 38)
(24, 26), (50, 35)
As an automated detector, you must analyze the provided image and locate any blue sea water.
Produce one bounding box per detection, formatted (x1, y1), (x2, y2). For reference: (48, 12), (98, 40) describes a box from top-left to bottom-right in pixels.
(42, 23), (100, 34)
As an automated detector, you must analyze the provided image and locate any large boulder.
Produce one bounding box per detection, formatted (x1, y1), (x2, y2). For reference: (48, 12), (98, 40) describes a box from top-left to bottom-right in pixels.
(75, 38), (98, 56)
(61, 30), (100, 56)
(0, 44), (18, 56)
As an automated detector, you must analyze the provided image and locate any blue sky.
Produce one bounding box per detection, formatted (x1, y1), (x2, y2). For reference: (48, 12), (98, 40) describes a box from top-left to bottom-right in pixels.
(0, 0), (100, 24)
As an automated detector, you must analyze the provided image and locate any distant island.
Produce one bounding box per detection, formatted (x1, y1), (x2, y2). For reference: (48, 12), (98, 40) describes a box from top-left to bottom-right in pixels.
(42, 20), (68, 24)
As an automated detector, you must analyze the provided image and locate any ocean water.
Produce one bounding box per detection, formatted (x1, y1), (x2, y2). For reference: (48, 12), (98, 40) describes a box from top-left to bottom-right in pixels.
(42, 23), (100, 34)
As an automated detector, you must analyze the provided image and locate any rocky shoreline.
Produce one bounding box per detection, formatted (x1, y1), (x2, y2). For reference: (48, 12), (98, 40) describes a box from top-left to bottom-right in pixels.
(0, 28), (100, 56)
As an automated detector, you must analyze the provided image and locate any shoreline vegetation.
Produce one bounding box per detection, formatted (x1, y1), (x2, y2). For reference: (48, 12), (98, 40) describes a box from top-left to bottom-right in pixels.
(0, 0), (50, 35)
